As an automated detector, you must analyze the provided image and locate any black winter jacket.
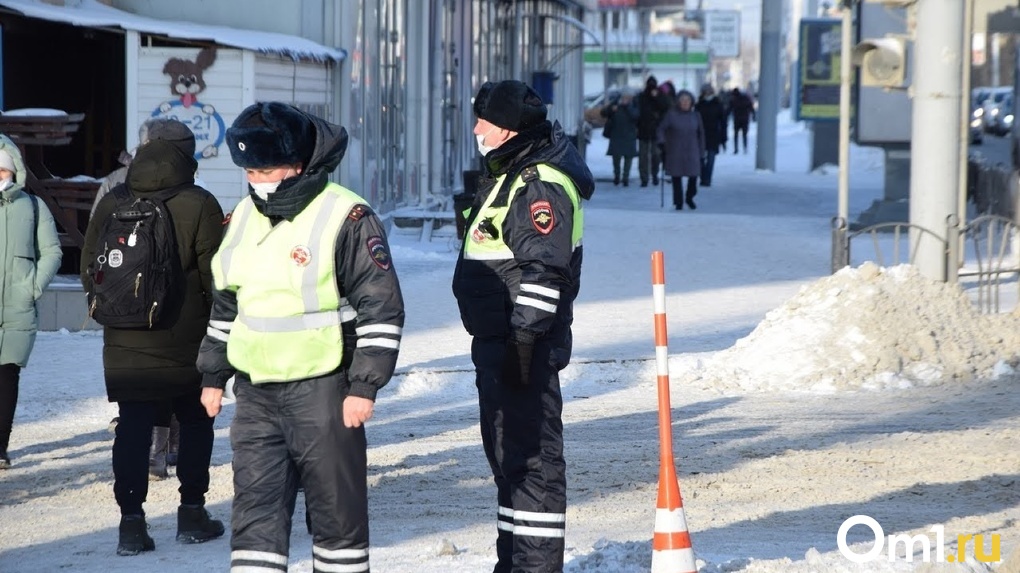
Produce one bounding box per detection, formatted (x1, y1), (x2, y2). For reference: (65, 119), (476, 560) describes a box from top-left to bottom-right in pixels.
(196, 114), (404, 401)
(637, 87), (671, 140)
(696, 96), (729, 153)
(81, 140), (225, 403)
(453, 121), (594, 346)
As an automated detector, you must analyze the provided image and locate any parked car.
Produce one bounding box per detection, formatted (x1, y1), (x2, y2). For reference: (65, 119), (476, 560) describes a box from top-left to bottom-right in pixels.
(982, 87), (1012, 132)
(583, 88), (622, 128)
(990, 93), (1014, 136)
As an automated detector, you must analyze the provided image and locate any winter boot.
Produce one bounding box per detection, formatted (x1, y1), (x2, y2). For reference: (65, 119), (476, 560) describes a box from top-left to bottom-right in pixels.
(117, 515), (155, 556)
(149, 426), (170, 480)
(0, 449), (10, 470)
(176, 504), (225, 544)
(165, 416), (180, 467)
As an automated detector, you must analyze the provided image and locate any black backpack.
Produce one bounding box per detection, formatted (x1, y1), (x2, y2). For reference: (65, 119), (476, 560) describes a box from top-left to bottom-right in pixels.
(86, 186), (181, 329)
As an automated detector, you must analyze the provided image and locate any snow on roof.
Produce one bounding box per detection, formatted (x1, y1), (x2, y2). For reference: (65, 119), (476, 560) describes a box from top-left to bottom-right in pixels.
(0, 0), (346, 62)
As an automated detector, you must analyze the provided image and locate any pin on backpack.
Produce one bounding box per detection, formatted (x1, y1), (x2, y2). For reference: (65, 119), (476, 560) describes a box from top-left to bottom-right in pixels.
(86, 186), (181, 329)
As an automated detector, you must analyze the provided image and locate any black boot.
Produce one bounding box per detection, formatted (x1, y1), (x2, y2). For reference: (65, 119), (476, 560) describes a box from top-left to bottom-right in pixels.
(117, 515), (155, 556)
(176, 505), (225, 544)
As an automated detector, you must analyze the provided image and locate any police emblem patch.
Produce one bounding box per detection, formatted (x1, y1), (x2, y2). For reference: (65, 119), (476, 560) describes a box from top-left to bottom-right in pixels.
(291, 245), (312, 267)
(367, 236), (392, 270)
(530, 200), (554, 234)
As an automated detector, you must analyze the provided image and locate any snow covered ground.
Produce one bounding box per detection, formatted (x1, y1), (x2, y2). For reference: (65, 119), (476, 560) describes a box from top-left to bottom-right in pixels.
(2, 113), (1019, 572)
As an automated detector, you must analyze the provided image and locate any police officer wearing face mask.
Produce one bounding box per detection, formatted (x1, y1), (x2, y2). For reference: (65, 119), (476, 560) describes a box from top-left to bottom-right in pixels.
(454, 80), (595, 573)
(197, 102), (404, 573)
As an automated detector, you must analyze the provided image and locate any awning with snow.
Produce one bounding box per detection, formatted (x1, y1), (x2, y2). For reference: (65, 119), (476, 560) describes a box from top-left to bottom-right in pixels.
(0, 0), (346, 62)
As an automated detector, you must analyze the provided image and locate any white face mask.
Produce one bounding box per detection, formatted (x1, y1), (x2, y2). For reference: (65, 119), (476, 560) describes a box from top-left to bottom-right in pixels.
(476, 127), (499, 157)
(0, 178), (12, 192)
(249, 168), (296, 200)
(250, 180), (282, 201)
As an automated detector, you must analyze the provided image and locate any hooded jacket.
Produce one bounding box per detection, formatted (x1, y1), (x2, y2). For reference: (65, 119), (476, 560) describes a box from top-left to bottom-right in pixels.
(197, 112), (404, 401)
(453, 121), (594, 343)
(81, 139), (225, 402)
(0, 135), (62, 367)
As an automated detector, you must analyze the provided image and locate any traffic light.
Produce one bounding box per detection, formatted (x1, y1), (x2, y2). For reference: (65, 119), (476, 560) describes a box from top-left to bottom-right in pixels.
(852, 37), (906, 87)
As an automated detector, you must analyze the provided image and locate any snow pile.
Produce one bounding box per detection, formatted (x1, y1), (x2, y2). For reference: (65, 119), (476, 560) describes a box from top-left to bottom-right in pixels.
(686, 262), (1020, 393)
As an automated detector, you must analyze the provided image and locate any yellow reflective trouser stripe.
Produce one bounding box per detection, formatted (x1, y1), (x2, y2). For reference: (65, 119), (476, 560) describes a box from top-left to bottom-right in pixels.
(237, 308), (342, 332)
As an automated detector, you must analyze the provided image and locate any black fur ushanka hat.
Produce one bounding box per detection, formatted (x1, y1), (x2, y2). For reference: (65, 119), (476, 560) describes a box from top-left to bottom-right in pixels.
(472, 80), (547, 132)
(226, 102), (315, 169)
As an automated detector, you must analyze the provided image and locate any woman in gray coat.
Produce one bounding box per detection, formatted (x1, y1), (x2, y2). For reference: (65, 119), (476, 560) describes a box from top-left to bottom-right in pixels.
(0, 134), (62, 469)
(657, 90), (705, 210)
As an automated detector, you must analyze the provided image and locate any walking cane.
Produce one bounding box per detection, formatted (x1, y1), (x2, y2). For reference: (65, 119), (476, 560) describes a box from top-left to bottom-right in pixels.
(659, 165), (665, 209)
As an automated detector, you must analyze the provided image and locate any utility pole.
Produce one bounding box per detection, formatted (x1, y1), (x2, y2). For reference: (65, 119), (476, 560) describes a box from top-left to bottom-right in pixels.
(756, 0), (783, 171)
(909, 0), (965, 281)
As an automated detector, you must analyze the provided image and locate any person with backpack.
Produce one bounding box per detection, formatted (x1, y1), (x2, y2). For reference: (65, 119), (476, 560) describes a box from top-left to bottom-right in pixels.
(196, 102), (405, 573)
(91, 119), (183, 482)
(80, 118), (226, 556)
(0, 135), (62, 470)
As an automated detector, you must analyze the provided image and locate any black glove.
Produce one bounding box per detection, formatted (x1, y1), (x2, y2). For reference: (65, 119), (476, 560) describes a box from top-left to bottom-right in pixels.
(502, 330), (536, 386)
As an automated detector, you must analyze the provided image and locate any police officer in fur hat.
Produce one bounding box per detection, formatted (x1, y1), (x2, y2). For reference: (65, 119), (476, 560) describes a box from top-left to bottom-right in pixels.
(453, 80), (595, 572)
(197, 102), (405, 572)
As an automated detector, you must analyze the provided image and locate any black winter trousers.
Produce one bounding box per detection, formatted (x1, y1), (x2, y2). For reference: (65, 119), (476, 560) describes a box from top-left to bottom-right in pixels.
(672, 176), (698, 209)
(229, 375), (369, 573)
(113, 389), (214, 515)
(734, 120), (750, 152)
(0, 363), (22, 455)
(473, 336), (568, 573)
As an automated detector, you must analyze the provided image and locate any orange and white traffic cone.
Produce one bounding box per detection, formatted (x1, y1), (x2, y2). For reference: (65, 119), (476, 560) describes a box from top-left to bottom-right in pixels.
(650, 251), (697, 573)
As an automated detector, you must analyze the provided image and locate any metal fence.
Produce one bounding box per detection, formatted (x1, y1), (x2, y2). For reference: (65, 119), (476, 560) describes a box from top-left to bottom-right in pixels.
(833, 214), (1020, 314)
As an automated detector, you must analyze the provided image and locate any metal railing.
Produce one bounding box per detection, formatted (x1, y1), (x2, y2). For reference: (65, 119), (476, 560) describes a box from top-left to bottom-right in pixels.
(833, 215), (1020, 314)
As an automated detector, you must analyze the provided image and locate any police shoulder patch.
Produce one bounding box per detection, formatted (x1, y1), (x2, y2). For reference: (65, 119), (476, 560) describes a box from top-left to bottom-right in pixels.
(348, 204), (368, 222)
(366, 236), (392, 270)
(530, 200), (554, 235)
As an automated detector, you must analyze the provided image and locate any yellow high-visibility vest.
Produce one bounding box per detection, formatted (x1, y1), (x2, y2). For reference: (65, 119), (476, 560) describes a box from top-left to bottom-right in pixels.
(462, 164), (583, 261)
(212, 183), (367, 383)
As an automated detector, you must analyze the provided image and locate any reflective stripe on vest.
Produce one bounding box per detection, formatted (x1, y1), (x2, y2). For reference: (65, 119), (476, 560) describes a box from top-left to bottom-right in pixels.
(462, 164), (583, 261)
(212, 183), (367, 383)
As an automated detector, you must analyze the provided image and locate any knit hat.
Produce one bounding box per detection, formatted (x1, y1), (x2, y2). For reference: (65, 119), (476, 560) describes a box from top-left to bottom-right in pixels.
(139, 118), (196, 158)
(0, 148), (15, 172)
(473, 80), (547, 132)
(226, 102), (316, 169)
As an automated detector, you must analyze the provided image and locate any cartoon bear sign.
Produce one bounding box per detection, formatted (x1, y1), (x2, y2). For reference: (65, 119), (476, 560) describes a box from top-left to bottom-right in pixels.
(152, 46), (226, 160)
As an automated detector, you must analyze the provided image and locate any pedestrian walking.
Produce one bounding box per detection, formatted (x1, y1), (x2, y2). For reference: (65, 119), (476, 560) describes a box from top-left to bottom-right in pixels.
(197, 102), (405, 573)
(455, 79), (595, 573)
(0, 134), (62, 470)
(695, 83), (728, 187)
(81, 118), (226, 555)
(601, 89), (639, 186)
(658, 90), (705, 210)
(730, 88), (756, 154)
(636, 76), (670, 187)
